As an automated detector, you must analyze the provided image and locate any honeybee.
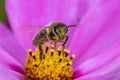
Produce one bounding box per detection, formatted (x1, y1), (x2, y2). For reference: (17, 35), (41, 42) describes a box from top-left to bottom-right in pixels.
(33, 22), (76, 47)
(32, 22), (76, 59)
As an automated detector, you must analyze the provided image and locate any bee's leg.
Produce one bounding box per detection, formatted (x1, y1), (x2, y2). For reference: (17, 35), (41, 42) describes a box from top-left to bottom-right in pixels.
(53, 41), (57, 49)
(50, 41), (57, 49)
(38, 43), (42, 51)
(38, 42), (44, 60)
(62, 35), (69, 48)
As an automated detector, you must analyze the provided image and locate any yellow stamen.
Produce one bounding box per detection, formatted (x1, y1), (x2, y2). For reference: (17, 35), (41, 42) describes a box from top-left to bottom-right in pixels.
(25, 45), (75, 80)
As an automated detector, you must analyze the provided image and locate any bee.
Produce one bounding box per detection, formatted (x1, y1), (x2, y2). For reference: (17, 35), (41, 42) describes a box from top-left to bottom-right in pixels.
(32, 22), (76, 59)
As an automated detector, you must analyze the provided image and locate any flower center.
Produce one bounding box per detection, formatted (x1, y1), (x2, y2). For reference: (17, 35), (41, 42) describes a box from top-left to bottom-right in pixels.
(25, 45), (75, 80)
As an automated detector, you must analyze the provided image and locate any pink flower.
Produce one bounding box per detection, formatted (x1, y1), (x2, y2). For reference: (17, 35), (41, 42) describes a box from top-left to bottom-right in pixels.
(0, 0), (120, 79)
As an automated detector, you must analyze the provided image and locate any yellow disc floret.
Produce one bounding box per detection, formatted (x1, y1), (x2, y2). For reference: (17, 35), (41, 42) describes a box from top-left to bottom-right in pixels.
(25, 45), (75, 80)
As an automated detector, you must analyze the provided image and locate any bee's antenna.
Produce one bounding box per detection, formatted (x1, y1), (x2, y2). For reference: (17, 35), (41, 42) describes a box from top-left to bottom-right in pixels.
(67, 25), (77, 27)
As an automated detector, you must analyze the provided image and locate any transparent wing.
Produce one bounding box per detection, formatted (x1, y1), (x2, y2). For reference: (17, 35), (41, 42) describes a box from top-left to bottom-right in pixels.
(19, 25), (42, 34)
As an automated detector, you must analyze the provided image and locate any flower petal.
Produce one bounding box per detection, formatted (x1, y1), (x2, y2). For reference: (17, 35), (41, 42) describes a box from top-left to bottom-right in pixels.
(0, 46), (24, 74)
(73, 39), (120, 79)
(6, 0), (90, 50)
(69, 0), (120, 68)
(0, 22), (26, 64)
(75, 61), (120, 80)
(75, 58), (120, 80)
(0, 64), (24, 80)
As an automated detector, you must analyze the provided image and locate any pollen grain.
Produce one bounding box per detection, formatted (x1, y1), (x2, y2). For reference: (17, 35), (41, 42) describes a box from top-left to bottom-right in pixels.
(25, 45), (75, 80)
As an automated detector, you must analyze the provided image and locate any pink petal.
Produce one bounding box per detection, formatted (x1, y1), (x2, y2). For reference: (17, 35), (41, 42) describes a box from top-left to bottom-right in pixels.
(6, 0), (89, 50)
(0, 23), (26, 64)
(0, 46), (24, 74)
(75, 60), (120, 80)
(75, 69), (120, 80)
(73, 39), (120, 79)
(75, 58), (120, 80)
(69, 0), (120, 68)
(0, 64), (24, 80)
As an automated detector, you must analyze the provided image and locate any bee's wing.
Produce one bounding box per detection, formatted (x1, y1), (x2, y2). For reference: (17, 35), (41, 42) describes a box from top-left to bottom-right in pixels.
(18, 25), (43, 34)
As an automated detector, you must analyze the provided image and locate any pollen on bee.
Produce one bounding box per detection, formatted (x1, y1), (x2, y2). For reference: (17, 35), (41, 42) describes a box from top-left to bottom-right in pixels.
(25, 44), (75, 80)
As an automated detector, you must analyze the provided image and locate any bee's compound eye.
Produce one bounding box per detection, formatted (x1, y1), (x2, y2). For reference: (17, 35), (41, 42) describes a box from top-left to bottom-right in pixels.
(54, 27), (61, 36)
(56, 28), (60, 34)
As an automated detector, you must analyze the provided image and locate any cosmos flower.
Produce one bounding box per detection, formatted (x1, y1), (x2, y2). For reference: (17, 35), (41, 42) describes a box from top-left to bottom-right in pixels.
(0, 0), (120, 79)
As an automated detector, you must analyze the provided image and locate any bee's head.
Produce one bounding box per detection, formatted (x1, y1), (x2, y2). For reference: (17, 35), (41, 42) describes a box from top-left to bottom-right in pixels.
(53, 22), (68, 40)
